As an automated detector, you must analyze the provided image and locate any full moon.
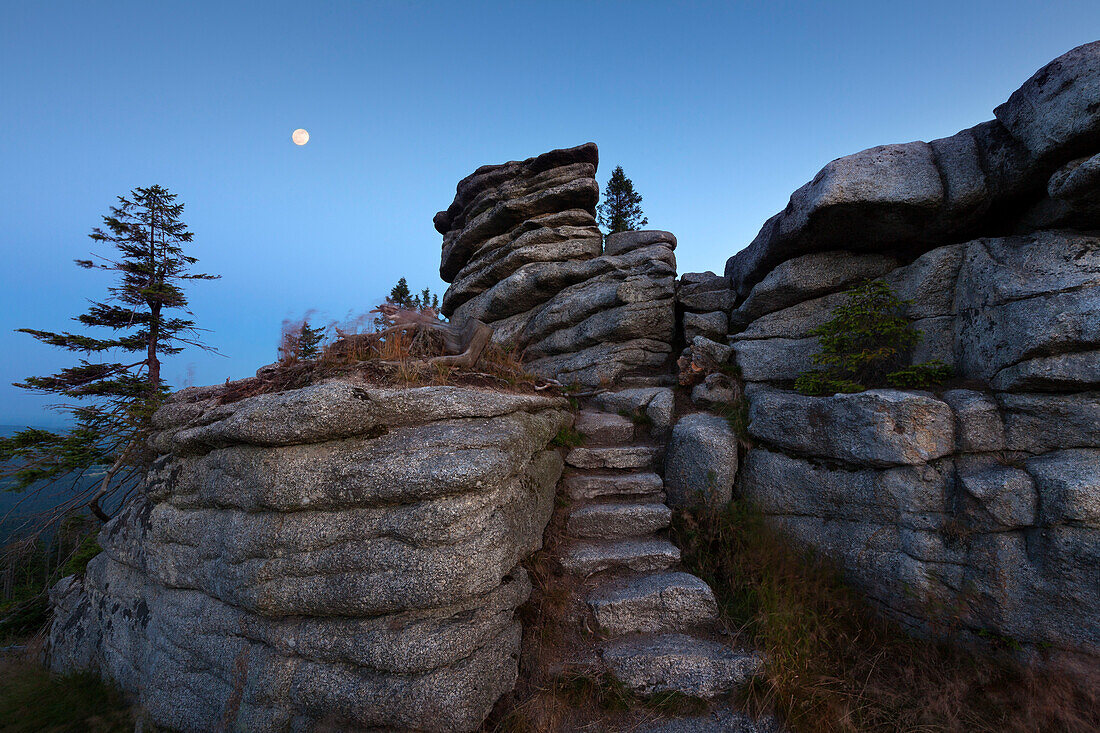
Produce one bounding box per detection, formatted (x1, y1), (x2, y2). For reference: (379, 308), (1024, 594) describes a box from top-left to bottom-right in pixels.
(292, 128), (309, 146)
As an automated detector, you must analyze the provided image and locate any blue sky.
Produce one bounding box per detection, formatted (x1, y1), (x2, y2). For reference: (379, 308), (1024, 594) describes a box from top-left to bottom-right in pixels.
(2, 1), (1097, 426)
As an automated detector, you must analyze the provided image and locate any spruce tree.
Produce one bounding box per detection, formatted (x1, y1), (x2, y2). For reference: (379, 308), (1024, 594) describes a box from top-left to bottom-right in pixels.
(298, 321), (325, 358)
(1, 185), (218, 521)
(388, 277), (413, 308)
(597, 165), (648, 234)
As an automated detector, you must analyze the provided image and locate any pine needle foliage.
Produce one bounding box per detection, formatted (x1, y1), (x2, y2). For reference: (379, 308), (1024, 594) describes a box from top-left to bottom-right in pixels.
(597, 165), (648, 234)
(279, 319), (327, 362)
(795, 280), (951, 396)
(297, 321), (326, 358)
(1, 185), (218, 522)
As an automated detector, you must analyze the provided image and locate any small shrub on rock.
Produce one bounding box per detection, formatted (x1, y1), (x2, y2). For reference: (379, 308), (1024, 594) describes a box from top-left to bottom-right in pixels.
(550, 426), (585, 448)
(795, 280), (951, 395)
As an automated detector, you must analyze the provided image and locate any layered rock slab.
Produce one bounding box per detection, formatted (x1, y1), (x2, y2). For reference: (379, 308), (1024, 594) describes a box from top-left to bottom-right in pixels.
(437, 143), (677, 387)
(49, 382), (571, 733)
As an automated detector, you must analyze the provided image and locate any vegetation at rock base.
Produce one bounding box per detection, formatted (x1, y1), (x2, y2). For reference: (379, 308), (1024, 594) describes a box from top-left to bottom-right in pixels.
(549, 426), (585, 448)
(711, 398), (751, 445)
(597, 165), (648, 234)
(0, 652), (141, 733)
(671, 500), (1100, 732)
(618, 407), (653, 428)
(795, 280), (951, 396)
(0, 185), (218, 525)
(1, 516), (101, 644)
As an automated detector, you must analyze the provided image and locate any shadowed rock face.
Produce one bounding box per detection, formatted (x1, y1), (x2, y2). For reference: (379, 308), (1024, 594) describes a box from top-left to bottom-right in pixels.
(49, 382), (571, 733)
(721, 41), (1100, 670)
(437, 143), (677, 387)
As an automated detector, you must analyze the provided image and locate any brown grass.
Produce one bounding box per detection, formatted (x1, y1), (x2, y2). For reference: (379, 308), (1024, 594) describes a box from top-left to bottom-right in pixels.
(218, 329), (547, 404)
(484, 489), (584, 732)
(672, 501), (1100, 733)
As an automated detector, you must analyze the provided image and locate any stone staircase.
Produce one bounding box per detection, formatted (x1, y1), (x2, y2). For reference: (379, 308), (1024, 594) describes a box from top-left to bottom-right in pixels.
(553, 393), (768, 722)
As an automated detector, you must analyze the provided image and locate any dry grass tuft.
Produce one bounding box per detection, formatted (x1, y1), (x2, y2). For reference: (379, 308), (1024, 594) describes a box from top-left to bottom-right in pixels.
(218, 327), (546, 404)
(0, 641), (148, 732)
(672, 501), (1100, 733)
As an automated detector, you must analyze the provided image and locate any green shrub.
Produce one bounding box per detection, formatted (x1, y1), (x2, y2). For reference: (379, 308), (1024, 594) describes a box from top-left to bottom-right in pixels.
(550, 426), (585, 448)
(886, 360), (954, 389)
(795, 280), (951, 395)
(61, 535), (102, 577)
(617, 408), (652, 428)
(0, 594), (49, 642)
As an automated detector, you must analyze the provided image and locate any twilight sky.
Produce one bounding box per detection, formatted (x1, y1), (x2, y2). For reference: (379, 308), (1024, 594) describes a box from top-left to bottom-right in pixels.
(2, 1), (1098, 427)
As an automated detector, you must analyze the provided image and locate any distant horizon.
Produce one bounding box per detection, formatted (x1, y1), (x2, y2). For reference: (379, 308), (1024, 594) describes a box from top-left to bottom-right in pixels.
(4, 1), (1099, 426)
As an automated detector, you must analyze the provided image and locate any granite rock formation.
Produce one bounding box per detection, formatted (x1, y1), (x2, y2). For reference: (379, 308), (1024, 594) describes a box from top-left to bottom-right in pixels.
(722, 41), (1100, 667)
(436, 144), (677, 387)
(677, 271), (734, 343)
(43, 41), (1100, 732)
(49, 381), (571, 732)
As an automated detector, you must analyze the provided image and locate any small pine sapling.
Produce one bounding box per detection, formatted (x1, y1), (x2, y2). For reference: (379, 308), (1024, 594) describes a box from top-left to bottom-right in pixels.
(795, 280), (951, 396)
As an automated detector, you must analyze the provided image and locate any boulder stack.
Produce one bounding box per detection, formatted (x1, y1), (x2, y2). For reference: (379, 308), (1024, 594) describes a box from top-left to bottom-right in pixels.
(437, 143), (677, 386)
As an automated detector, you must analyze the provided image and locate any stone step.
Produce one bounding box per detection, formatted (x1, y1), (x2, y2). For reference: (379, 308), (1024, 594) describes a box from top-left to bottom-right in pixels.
(575, 410), (636, 444)
(587, 572), (719, 635)
(560, 538), (680, 576)
(601, 633), (764, 699)
(564, 472), (666, 501)
(635, 708), (784, 732)
(566, 445), (658, 470)
(567, 502), (671, 539)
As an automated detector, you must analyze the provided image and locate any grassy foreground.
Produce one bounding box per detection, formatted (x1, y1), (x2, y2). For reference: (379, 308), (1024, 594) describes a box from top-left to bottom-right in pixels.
(0, 651), (136, 733)
(671, 501), (1100, 733)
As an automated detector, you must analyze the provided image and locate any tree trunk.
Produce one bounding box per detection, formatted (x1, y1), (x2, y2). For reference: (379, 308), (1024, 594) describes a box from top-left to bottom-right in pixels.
(148, 304), (161, 396)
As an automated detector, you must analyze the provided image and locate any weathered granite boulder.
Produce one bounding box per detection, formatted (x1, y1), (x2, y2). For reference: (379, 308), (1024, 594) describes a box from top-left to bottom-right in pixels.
(746, 386), (954, 467)
(605, 229), (676, 256)
(738, 444), (1100, 664)
(940, 390), (1006, 453)
(664, 413), (738, 508)
(591, 387), (675, 436)
(994, 40), (1100, 161)
(677, 272), (734, 345)
(678, 272), (734, 313)
(49, 381), (571, 732)
(436, 143), (600, 286)
(729, 251), (899, 331)
(683, 311), (728, 343)
(725, 41), (1100, 298)
(998, 392), (1100, 454)
(691, 373), (738, 408)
